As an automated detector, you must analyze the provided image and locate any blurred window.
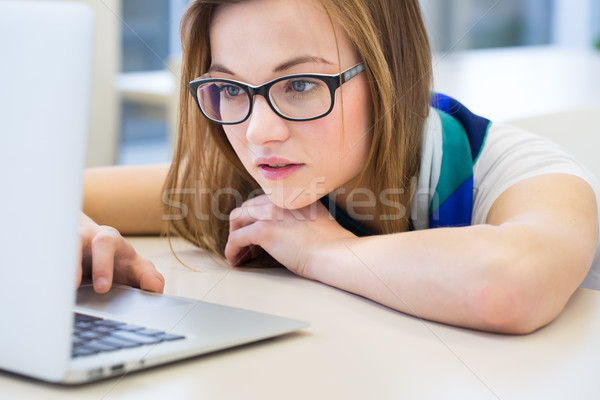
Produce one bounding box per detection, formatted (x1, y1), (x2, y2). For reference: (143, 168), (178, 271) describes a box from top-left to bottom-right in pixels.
(420, 0), (553, 52)
(118, 0), (186, 165)
(420, 0), (599, 52)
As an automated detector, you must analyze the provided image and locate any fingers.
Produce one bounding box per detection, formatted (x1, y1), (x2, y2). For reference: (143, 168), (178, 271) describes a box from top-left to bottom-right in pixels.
(89, 226), (120, 293)
(224, 222), (265, 266)
(90, 227), (165, 294)
(229, 198), (277, 232)
(227, 194), (295, 266)
(121, 253), (165, 294)
(138, 267), (165, 293)
(225, 196), (352, 271)
(79, 213), (164, 294)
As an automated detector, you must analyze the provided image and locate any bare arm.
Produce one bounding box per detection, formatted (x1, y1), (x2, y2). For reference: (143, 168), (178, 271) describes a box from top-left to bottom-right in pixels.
(83, 163), (170, 235)
(225, 174), (598, 334)
(307, 174), (598, 333)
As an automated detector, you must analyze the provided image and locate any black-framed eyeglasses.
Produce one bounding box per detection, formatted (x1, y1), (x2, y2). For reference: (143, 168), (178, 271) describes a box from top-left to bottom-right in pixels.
(188, 63), (365, 125)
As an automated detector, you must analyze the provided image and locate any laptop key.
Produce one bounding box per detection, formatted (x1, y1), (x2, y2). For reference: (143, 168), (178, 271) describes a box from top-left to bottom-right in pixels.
(74, 313), (101, 322)
(91, 326), (115, 335)
(71, 313), (186, 358)
(110, 330), (162, 345)
(73, 336), (86, 346)
(116, 324), (144, 332)
(74, 321), (95, 330)
(77, 330), (105, 340)
(98, 336), (143, 349)
(72, 346), (99, 358)
(160, 333), (186, 342)
(81, 340), (120, 353)
(134, 328), (166, 337)
(95, 320), (126, 328)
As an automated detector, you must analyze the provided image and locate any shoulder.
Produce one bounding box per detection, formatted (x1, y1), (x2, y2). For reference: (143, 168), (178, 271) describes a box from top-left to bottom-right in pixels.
(472, 122), (600, 224)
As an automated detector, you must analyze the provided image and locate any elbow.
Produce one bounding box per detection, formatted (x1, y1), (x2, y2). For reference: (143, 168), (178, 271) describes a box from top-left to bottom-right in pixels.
(474, 283), (545, 335)
(469, 229), (589, 335)
(471, 254), (564, 335)
(473, 259), (592, 335)
(462, 246), (537, 333)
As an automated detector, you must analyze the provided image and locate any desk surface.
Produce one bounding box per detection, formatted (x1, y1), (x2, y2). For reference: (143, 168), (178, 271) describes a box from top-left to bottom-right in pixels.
(2, 236), (600, 399)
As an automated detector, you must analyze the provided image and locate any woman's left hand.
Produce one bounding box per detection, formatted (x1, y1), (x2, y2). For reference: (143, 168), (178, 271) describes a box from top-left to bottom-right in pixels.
(224, 194), (355, 277)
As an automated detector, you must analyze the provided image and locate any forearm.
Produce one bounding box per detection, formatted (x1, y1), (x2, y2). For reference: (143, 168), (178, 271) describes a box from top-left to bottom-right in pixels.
(83, 163), (170, 235)
(308, 223), (592, 334)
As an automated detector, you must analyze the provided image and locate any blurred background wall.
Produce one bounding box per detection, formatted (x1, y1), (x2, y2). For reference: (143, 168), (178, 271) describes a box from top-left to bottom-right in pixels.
(89, 0), (600, 167)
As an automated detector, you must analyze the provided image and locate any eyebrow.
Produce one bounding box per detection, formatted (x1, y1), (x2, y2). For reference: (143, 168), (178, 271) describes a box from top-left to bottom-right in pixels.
(208, 55), (335, 76)
(273, 55), (335, 73)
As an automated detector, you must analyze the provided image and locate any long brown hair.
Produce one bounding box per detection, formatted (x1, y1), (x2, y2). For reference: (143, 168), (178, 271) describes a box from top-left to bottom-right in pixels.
(163, 0), (432, 260)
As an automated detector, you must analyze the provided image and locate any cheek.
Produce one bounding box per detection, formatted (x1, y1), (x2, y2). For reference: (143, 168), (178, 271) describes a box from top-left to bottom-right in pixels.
(341, 85), (373, 160)
(223, 125), (251, 161)
(346, 82), (372, 131)
(305, 85), (372, 174)
(223, 125), (248, 147)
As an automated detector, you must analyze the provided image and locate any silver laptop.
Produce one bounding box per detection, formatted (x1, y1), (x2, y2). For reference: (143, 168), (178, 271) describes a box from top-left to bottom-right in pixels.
(0, 0), (307, 384)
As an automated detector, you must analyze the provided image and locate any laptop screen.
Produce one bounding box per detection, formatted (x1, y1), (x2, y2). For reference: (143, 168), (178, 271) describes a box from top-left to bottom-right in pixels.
(0, 1), (94, 382)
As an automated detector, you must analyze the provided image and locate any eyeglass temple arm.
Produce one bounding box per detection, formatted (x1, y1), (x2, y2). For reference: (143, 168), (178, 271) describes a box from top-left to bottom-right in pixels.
(341, 63), (366, 83)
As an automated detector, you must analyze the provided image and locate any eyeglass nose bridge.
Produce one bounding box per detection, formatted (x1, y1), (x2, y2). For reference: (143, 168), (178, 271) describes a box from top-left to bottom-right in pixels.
(242, 81), (282, 122)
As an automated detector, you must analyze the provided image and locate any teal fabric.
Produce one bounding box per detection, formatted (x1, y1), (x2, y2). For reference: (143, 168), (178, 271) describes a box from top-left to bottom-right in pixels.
(320, 94), (491, 234)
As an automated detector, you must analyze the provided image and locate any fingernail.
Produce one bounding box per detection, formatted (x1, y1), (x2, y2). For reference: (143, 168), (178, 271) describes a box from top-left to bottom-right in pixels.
(95, 277), (108, 291)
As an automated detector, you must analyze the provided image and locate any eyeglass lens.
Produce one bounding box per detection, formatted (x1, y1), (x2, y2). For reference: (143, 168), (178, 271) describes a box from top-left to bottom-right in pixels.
(196, 76), (332, 123)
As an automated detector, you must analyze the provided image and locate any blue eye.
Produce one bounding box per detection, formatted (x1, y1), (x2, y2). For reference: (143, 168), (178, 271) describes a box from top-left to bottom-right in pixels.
(291, 81), (308, 92)
(283, 79), (320, 95)
(223, 85), (241, 97)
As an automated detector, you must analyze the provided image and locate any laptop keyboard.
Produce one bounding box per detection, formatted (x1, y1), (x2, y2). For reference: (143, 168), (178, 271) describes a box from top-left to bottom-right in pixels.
(72, 312), (185, 358)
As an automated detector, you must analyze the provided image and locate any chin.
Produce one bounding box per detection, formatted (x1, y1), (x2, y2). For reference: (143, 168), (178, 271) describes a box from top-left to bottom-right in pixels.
(263, 189), (323, 210)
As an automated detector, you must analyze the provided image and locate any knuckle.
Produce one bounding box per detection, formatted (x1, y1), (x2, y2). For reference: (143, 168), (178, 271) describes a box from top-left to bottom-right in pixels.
(91, 225), (121, 244)
(248, 203), (272, 221)
(229, 206), (243, 221)
(78, 223), (95, 239)
(240, 198), (252, 208)
(227, 226), (242, 243)
(252, 220), (269, 241)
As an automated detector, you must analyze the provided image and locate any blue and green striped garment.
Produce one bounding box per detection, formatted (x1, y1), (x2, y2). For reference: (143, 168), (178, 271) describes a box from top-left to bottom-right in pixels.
(320, 93), (492, 235)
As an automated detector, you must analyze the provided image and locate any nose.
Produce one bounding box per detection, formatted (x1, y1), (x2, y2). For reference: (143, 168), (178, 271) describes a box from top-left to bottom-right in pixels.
(245, 96), (290, 146)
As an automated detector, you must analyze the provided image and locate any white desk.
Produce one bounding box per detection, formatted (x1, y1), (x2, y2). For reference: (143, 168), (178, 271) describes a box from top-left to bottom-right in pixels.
(2, 237), (600, 399)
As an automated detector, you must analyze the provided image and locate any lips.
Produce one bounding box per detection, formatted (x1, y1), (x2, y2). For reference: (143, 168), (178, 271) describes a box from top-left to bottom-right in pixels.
(263, 163), (289, 169)
(255, 157), (304, 180)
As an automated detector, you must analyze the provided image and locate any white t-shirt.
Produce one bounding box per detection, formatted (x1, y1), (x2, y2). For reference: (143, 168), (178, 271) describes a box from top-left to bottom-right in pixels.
(413, 114), (600, 290)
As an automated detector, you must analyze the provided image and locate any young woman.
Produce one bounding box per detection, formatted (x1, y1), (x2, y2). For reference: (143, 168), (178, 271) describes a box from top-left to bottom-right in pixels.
(81, 0), (599, 334)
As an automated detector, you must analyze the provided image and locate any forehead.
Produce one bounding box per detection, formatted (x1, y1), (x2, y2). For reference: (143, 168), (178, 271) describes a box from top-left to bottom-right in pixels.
(209, 0), (355, 80)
